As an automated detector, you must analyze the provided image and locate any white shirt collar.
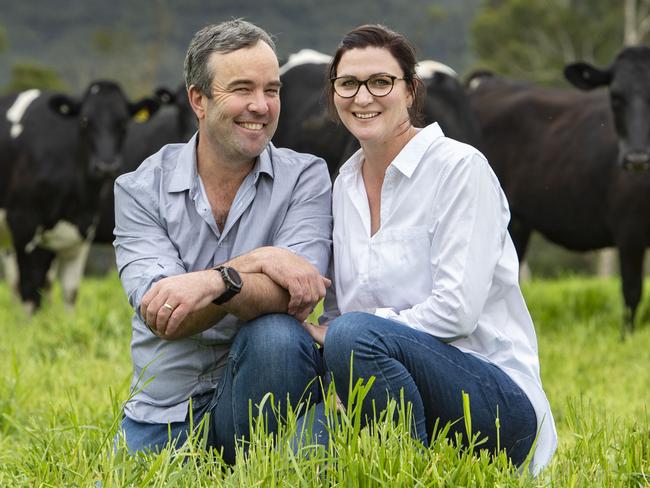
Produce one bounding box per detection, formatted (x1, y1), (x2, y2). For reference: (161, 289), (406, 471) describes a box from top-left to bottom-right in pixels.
(338, 122), (445, 179)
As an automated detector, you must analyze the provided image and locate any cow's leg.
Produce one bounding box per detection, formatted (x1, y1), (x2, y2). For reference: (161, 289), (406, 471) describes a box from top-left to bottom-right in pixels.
(14, 245), (55, 314)
(508, 217), (532, 281)
(7, 212), (55, 313)
(617, 243), (645, 338)
(508, 217), (532, 260)
(56, 240), (91, 309)
(0, 209), (19, 297)
(0, 249), (20, 297)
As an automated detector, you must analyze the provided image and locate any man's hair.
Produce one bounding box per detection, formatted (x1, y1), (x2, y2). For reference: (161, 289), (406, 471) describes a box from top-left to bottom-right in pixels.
(184, 19), (276, 97)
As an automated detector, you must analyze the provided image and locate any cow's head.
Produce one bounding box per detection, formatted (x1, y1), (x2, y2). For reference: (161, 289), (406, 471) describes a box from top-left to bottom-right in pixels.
(422, 71), (482, 147)
(48, 81), (160, 179)
(154, 84), (197, 142)
(565, 47), (650, 172)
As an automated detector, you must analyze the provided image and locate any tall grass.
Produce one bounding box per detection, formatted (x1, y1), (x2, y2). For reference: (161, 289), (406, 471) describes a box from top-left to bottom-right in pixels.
(0, 273), (648, 486)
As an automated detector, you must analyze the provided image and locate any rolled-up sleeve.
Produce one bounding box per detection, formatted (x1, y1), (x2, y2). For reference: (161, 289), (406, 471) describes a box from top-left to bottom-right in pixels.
(113, 173), (186, 319)
(272, 157), (333, 276)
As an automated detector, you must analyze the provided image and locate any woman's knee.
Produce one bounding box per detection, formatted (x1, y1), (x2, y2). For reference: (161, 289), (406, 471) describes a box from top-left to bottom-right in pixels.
(324, 312), (381, 369)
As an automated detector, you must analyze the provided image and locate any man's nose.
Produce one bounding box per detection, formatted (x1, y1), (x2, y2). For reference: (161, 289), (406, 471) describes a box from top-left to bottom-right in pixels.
(248, 91), (269, 114)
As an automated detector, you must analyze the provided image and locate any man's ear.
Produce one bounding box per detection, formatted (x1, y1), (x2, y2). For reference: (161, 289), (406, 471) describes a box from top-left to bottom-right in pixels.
(188, 85), (207, 120)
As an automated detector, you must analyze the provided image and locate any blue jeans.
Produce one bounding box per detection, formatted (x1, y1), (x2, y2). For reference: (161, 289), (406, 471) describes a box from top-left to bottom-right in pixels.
(120, 314), (325, 463)
(320, 312), (537, 466)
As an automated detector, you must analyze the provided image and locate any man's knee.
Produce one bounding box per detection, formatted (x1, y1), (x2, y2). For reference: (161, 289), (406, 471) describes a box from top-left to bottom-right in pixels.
(234, 313), (313, 359)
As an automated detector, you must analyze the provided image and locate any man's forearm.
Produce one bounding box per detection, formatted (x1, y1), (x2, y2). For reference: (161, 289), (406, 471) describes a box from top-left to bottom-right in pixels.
(162, 271), (290, 340)
(146, 247), (325, 340)
(221, 272), (290, 320)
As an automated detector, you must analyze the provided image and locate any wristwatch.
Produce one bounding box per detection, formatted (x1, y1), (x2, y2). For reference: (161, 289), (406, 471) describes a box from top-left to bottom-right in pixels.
(212, 265), (243, 305)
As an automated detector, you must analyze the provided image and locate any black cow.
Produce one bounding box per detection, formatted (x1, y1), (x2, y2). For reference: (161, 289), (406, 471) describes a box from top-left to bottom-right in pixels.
(273, 50), (481, 177)
(0, 81), (159, 312)
(94, 84), (196, 244)
(274, 51), (354, 176)
(467, 47), (650, 335)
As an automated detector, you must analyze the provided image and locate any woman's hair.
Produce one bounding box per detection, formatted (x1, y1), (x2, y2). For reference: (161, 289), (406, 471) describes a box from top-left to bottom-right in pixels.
(326, 24), (424, 124)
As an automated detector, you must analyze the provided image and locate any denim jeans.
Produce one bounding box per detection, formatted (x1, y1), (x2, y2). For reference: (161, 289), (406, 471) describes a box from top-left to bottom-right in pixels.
(119, 313), (325, 463)
(320, 312), (537, 466)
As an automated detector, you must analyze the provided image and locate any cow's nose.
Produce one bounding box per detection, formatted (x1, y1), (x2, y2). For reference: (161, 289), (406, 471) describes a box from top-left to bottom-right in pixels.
(623, 151), (650, 171)
(91, 156), (123, 176)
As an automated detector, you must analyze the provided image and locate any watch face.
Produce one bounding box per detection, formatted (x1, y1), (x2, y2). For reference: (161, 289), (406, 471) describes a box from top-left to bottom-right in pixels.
(225, 267), (243, 287)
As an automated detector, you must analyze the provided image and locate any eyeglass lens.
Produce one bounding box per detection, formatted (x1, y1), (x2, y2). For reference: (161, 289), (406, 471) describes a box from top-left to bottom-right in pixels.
(333, 75), (396, 98)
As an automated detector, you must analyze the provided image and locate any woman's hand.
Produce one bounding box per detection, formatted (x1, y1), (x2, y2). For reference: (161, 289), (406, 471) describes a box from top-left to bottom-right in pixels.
(302, 321), (328, 346)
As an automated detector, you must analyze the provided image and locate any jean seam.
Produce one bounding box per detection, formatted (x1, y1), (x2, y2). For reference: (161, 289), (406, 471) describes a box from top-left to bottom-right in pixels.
(368, 332), (483, 389)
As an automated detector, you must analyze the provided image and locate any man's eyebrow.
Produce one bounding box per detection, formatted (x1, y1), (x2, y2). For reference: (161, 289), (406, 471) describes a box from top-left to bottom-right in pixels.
(226, 79), (254, 88)
(226, 79), (283, 88)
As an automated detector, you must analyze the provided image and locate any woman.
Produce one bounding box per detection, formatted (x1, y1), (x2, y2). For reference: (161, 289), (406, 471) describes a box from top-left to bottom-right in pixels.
(302, 24), (556, 473)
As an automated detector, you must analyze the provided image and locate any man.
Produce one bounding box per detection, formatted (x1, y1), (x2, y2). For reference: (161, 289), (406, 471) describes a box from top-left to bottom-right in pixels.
(113, 20), (332, 463)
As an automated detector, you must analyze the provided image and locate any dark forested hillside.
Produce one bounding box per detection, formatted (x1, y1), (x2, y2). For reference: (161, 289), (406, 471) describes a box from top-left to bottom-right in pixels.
(0, 0), (479, 96)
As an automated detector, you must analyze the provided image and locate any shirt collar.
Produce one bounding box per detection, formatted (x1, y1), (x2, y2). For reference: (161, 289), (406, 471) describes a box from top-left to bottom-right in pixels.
(338, 123), (445, 179)
(168, 132), (199, 192)
(167, 133), (274, 193)
(391, 123), (444, 177)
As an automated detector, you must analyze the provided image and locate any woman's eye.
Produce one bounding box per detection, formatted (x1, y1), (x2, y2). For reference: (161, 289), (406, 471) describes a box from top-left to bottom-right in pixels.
(371, 77), (391, 87)
(341, 79), (358, 88)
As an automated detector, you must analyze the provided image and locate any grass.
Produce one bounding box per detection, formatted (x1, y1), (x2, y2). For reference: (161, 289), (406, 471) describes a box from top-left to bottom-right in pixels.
(0, 273), (648, 486)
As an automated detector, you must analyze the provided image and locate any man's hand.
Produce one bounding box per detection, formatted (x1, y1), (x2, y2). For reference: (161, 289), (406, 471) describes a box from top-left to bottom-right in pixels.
(250, 248), (331, 322)
(140, 270), (223, 339)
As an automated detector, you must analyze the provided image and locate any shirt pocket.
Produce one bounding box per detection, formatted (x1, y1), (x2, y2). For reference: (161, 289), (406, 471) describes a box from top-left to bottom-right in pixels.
(369, 226), (432, 295)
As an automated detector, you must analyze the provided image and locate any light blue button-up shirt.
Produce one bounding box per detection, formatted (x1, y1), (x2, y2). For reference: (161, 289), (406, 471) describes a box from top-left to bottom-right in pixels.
(114, 134), (332, 423)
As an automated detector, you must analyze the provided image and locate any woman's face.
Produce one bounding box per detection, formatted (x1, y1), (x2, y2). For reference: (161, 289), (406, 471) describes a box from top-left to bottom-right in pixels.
(333, 47), (413, 146)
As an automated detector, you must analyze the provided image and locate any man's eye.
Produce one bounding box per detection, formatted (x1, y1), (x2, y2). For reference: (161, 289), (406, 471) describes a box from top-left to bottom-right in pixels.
(266, 88), (280, 96)
(233, 87), (250, 93)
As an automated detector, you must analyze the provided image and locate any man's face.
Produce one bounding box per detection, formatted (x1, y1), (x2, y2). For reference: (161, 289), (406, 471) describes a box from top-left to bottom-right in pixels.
(200, 41), (281, 166)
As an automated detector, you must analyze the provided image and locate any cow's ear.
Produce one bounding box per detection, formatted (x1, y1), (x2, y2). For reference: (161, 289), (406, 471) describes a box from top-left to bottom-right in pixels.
(128, 98), (161, 124)
(564, 62), (612, 90)
(154, 87), (175, 105)
(49, 94), (81, 117)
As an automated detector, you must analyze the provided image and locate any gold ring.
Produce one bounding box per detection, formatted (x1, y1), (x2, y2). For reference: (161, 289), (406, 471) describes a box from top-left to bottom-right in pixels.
(163, 303), (174, 312)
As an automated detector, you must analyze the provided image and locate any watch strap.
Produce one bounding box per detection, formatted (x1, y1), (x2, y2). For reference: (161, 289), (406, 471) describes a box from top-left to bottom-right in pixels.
(212, 265), (242, 305)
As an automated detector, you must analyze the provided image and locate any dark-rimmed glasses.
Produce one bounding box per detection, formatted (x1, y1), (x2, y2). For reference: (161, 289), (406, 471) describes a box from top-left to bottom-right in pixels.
(330, 74), (405, 98)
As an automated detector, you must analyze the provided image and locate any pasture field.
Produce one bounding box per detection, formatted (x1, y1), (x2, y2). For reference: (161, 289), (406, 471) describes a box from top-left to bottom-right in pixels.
(0, 274), (648, 487)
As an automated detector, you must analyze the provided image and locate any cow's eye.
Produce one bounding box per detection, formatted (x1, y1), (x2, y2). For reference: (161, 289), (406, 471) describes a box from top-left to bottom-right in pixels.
(80, 117), (89, 128)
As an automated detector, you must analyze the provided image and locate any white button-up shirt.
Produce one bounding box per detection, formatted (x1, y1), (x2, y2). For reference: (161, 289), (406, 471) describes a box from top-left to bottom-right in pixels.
(328, 123), (556, 473)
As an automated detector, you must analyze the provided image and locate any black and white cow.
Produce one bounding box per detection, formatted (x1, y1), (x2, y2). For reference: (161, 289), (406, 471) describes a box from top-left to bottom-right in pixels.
(0, 81), (159, 312)
(93, 84), (196, 244)
(467, 47), (650, 335)
(273, 50), (481, 177)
